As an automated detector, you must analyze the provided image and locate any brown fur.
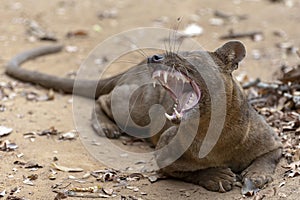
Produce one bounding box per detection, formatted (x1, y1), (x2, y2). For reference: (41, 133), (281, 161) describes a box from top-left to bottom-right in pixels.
(5, 41), (282, 193)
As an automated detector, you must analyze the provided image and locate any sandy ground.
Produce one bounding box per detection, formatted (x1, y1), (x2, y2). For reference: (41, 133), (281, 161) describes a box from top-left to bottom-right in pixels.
(1, 0), (300, 199)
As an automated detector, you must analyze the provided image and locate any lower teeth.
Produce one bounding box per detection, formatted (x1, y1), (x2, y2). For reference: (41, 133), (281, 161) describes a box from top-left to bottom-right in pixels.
(174, 108), (182, 118)
(165, 113), (174, 121)
(164, 109), (182, 121)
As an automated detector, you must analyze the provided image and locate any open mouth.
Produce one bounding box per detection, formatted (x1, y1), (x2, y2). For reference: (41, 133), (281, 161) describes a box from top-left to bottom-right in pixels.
(152, 68), (201, 121)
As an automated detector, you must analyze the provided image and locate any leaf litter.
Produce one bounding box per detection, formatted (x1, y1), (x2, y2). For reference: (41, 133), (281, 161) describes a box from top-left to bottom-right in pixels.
(49, 167), (156, 199)
(239, 61), (300, 197)
(25, 126), (78, 141)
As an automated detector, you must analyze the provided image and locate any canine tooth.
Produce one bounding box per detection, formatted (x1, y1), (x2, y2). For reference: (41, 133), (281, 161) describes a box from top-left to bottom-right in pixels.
(163, 72), (168, 83)
(165, 113), (173, 121)
(174, 108), (181, 118)
(153, 82), (156, 88)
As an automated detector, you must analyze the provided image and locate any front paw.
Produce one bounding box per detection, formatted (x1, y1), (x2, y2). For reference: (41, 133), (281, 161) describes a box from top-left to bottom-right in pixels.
(200, 168), (236, 192)
(91, 121), (121, 139)
(241, 172), (273, 195)
(179, 168), (236, 193)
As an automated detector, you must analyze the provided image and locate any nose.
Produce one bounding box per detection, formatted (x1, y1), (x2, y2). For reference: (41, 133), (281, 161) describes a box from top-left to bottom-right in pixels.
(148, 54), (164, 63)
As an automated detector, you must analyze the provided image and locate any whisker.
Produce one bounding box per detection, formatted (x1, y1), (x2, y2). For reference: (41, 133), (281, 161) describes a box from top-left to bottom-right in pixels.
(132, 46), (148, 59)
(120, 36), (149, 58)
(114, 60), (141, 65)
(183, 66), (190, 78)
(164, 40), (169, 57)
(116, 71), (152, 84)
(168, 25), (172, 57)
(171, 66), (175, 74)
(132, 45), (149, 59)
(176, 37), (184, 55)
(118, 70), (150, 78)
(172, 28), (176, 53)
(171, 29), (177, 56)
(170, 17), (182, 56)
(185, 63), (198, 73)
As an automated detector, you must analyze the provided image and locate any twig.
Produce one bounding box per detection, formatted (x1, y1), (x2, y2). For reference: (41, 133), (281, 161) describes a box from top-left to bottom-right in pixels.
(214, 10), (247, 20)
(52, 189), (111, 199)
(242, 78), (261, 89)
(256, 82), (279, 90)
(220, 29), (263, 40)
(248, 98), (268, 105)
(243, 79), (279, 90)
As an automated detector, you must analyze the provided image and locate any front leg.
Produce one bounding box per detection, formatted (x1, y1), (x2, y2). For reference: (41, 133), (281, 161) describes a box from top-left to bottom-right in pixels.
(91, 94), (121, 139)
(154, 126), (182, 168)
(241, 148), (282, 194)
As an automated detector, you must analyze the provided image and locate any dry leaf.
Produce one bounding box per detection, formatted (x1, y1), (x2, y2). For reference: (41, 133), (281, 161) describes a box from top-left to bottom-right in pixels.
(51, 162), (84, 172)
(0, 126), (13, 137)
(0, 190), (6, 197)
(0, 140), (18, 151)
(70, 185), (101, 193)
(102, 188), (114, 195)
(23, 178), (34, 186)
(59, 130), (78, 140)
(181, 24), (203, 37)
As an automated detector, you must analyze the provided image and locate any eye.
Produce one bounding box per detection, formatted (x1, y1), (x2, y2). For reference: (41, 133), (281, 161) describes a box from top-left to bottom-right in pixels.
(151, 54), (164, 63)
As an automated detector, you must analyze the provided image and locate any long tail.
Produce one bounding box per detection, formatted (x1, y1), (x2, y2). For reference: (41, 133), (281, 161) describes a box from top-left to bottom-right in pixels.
(5, 45), (123, 98)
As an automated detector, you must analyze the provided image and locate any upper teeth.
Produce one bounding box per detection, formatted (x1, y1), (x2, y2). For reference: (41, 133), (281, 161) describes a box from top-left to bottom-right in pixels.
(152, 70), (189, 84)
(163, 72), (168, 83)
(165, 113), (174, 121)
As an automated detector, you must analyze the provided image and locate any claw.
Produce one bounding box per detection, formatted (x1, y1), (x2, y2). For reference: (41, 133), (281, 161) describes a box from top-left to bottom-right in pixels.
(218, 181), (226, 193)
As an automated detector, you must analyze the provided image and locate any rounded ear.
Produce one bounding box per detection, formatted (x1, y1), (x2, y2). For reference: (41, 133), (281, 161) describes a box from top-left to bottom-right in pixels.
(215, 41), (246, 73)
